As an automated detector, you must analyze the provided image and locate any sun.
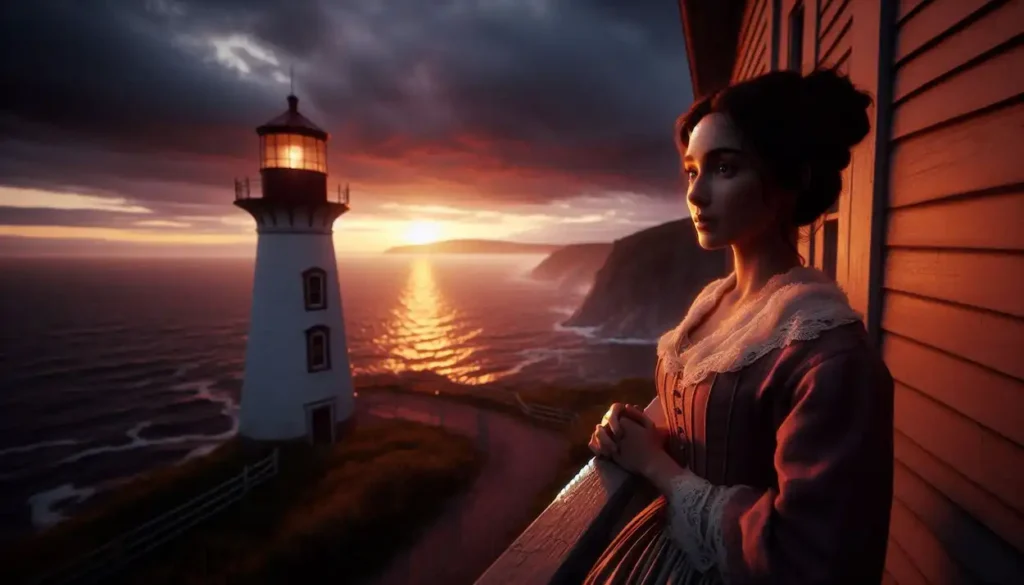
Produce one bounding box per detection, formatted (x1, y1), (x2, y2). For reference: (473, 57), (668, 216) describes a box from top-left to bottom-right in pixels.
(403, 220), (442, 245)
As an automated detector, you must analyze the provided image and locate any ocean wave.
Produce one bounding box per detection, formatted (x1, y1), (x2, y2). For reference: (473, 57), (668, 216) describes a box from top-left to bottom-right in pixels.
(29, 483), (97, 529)
(17, 379), (238, 472)
(2, 255), (654, 534)
(553, 322), (656, 346)
(602, 336), (657, 346)
(553, 322), (601, 338)
(0, 438), (82, 458)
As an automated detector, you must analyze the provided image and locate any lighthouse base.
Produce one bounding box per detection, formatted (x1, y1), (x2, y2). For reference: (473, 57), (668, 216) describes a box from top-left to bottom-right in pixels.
(238, 230), (355, 442)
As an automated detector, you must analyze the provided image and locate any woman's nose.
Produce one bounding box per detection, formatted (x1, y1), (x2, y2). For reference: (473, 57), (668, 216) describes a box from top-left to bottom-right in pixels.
(686, 175), (710, 210)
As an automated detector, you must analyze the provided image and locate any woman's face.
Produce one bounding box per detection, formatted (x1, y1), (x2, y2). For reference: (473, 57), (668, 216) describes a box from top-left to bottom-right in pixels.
(682, 113), (780, 250)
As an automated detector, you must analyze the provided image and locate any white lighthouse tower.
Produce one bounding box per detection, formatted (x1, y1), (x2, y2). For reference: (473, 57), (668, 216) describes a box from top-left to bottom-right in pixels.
(233, 93), (354, 443)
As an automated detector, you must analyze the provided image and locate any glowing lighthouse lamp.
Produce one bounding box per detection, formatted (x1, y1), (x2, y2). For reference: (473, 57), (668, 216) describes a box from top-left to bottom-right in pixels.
(233, 92), (354, 443)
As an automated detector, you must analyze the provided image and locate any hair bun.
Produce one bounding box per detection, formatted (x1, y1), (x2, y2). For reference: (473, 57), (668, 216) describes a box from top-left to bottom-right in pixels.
(801, 68), (872, 169)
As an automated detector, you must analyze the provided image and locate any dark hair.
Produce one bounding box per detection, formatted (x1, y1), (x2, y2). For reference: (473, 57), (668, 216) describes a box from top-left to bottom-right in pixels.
(676, 67), (872, 227)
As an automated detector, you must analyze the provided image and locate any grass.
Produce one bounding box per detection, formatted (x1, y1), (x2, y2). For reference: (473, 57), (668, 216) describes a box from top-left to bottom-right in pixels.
(361, 382), (541, 425)
(362, 377), (657, 527)
(4, 438), (265, 583)
(518, 378), (657, 524)
(6, 420), (483, 585)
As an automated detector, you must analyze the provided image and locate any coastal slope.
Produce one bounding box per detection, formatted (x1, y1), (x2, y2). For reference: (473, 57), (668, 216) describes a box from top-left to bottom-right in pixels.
(564, 219), (729, 340)
(529, 243), (612, 292)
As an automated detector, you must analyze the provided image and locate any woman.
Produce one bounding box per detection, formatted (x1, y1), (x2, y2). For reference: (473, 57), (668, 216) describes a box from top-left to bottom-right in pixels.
(585, 68), (894, 585)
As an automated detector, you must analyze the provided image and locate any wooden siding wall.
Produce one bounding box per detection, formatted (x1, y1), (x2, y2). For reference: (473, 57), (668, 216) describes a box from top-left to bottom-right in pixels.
(814, 0), (856, 288)
(733, 0), (773, 81)
(882, 0), (1024, 583)
(787, 0), (884, 319)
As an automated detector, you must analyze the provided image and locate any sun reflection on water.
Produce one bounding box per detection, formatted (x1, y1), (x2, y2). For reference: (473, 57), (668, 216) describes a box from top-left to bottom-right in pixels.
(373, 258), (499, 385)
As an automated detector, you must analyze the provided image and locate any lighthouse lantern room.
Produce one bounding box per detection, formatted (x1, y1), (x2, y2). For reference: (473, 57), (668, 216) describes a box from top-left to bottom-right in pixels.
(233, 93), (354, 443)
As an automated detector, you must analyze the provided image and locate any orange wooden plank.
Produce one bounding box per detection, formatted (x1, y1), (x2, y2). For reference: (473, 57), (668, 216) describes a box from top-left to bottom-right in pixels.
(882, 292), (1024, 380)
(818, 0), (849, 42)
(895, 458), (1024, 581)
(894, 383), (1024, 516)
(898, 0), (931, 23)
(734, 0), (769, 81)
(895, 431), (1024, 554)
(893, 41), (1024, 138)
(886, 190), (1024, 251)
(889, 101), (1024, 207)
(897, 0), (993, 61)
(883, 334), (1024, 445)
(886, 538), (930, 585)
(884, 248), (1024, 317)
(889, 496), (976, 585)
(741, 10), (770, 81)
(894, 0), (1024, 100)
(818, 5), (852, 67)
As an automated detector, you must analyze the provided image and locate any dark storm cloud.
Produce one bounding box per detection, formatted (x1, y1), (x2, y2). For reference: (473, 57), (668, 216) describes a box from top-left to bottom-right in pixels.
(0, 0), (691, 211)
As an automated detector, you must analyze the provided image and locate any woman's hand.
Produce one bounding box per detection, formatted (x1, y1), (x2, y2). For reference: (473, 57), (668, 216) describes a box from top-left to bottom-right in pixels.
(588, 402), (654, 459)
(610, 415), (670, 477)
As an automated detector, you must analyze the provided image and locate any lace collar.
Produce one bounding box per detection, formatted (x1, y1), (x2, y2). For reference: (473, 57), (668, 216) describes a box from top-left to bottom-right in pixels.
(657, 266), (862, 388)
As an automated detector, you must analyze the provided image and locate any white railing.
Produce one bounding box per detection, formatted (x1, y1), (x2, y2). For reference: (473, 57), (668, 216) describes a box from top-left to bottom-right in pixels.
(32, 448), (280, 585)
(234, 177), (253, 200)
(232, 177), (351, 206)
(336, 183), (350, 205)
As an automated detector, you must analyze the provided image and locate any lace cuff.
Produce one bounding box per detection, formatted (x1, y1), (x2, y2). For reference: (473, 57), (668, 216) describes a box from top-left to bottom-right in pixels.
(666, 472), (741, 576)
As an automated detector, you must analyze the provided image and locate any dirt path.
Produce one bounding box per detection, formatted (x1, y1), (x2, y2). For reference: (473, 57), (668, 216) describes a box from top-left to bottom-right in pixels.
(355, 391), (568, 585)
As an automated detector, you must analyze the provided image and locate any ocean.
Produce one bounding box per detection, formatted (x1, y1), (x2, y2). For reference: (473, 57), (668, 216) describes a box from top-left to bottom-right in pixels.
(0, 254), (655, 538)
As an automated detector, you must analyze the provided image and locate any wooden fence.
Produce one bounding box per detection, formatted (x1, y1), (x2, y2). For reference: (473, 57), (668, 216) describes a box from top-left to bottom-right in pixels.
(32, 448), (280, 585)
(513, 393), (579, 426)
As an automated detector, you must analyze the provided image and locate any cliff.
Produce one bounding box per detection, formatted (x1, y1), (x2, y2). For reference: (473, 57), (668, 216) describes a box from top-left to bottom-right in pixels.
(530, 243), (612, 292)
(385, 240), (560, 255)
(564, 219), (729, 340)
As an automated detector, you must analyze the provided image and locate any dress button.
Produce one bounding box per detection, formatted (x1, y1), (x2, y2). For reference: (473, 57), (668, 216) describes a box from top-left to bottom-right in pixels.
(676, 426), (684, 434)
(674, 407), (682, 414)
(673, 390), (681, 397)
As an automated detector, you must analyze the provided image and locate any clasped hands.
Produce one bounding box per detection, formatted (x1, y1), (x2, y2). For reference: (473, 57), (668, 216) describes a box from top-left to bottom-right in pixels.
(588, 402), (670, 477)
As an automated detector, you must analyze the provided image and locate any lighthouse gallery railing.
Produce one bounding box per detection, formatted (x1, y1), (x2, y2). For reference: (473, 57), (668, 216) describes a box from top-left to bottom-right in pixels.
(31, 448), (280, 585)
(233, 177), (350, 205)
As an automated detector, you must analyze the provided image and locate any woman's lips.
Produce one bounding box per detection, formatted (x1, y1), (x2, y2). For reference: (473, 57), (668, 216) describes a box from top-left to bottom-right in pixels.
(694, 216), (715, 230)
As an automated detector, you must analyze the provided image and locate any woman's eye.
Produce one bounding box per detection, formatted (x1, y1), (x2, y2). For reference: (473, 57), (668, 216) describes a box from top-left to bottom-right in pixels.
(716, 163), (735, 176)
(685, 169), (698, 181)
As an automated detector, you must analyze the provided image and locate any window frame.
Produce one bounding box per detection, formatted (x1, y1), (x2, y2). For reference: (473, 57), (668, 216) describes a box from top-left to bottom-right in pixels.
(787, 2), (805, 72)
(302, 267), (328, 311)
(305, 325), (331, 372)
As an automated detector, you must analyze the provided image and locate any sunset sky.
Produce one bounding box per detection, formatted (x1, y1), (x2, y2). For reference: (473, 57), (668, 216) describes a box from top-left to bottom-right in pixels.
(0, 0), (694, 256)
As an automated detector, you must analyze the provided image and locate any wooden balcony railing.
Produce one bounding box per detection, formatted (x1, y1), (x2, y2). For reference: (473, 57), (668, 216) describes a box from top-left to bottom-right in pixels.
(474, 400), (661, 585)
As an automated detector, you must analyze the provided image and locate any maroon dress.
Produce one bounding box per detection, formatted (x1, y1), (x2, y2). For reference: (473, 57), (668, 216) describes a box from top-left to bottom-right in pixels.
(584, 268), (894, 585)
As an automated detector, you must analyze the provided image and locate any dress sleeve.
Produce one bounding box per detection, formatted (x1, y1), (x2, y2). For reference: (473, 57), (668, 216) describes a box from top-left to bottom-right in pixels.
(663, 348), (894, 584)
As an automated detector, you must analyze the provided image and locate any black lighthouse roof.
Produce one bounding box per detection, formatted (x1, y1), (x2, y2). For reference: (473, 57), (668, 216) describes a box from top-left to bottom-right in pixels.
(256, 94), (328, 140)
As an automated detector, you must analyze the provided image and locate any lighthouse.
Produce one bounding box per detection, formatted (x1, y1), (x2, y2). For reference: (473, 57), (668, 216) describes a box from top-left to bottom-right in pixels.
(233, 93), (354, 443)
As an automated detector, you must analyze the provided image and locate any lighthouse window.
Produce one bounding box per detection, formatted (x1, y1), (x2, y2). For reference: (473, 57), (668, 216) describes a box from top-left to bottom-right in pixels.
(306, 326), (331, 372)
(302, 267), (327, 311)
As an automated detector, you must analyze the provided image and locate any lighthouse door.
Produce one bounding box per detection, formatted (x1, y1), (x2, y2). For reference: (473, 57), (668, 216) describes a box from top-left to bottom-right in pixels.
(308, 404), (335, 444)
